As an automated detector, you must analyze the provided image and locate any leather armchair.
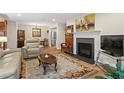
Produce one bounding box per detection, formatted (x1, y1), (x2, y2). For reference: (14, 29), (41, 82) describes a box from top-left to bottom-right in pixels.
(61, 43), (73, 53)
(61, 43), (68, 53)
(22, 39), (43, 59)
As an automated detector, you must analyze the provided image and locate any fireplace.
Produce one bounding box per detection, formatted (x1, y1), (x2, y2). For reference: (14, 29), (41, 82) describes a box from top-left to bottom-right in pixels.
(78, 43), (92, 58)
(73, 31), (101, 64)
(76, 38), (94, 64)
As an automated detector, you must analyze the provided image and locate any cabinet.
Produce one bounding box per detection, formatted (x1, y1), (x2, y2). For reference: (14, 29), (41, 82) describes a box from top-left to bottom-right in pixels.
(17, 30), (25, 48)
(65, 25), (73, 54)
(0, 20), (7, 49)
(0, 21), (7, 31)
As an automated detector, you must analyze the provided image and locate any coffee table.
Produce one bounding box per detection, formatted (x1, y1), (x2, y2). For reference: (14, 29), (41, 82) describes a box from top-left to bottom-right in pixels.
(38, 53), (57, 74)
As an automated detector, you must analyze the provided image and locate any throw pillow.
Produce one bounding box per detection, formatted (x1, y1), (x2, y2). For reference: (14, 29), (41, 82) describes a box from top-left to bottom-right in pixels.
(27, 43), (39, 48)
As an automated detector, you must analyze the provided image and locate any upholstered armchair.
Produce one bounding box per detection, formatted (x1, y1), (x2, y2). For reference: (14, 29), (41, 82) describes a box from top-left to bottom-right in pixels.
(61, 43), (69, 53)
(22, 39), (43, 59)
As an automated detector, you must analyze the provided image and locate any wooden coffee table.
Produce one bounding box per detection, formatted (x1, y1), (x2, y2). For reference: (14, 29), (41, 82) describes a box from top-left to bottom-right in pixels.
(38, 53), (57, 74)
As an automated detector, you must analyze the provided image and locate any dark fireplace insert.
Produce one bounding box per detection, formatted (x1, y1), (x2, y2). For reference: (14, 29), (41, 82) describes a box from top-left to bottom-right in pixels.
(78, 43), (92, 58)
(76, 38), (94, 64)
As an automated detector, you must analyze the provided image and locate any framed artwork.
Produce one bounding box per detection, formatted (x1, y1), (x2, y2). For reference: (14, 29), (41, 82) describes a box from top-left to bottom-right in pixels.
(76, 13), (95, 31)
(32, 28), (41, 37)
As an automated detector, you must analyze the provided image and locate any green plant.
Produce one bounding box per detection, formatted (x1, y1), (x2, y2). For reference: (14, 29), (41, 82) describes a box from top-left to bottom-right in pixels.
(95, 62), (124, 79)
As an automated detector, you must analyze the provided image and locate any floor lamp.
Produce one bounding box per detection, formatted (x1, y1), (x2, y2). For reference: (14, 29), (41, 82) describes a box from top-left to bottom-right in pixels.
(0, 36), (7, 50)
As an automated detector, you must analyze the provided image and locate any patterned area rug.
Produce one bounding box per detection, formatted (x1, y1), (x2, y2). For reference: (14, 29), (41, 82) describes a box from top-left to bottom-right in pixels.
(21, 53), (98, 79)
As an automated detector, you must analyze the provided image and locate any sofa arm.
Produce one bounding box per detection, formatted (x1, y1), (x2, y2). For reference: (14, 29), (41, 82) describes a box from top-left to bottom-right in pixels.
(0, 71), (16, 79)
(38, 45), (44, 53)
(1, 48), (21, 57)
(22, 46), (28, 58)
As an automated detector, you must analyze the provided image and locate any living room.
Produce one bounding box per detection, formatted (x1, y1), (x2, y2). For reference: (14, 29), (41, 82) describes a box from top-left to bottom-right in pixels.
(0, 13), (124, 79)
(1, 0), (124, 93)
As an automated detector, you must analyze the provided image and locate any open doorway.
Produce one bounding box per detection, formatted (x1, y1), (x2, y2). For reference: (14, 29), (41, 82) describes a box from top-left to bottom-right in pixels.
(51, 28), (57, 46)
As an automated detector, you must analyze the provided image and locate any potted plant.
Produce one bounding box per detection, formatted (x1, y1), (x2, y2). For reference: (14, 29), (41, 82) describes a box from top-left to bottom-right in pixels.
(95, 62), (124, 79)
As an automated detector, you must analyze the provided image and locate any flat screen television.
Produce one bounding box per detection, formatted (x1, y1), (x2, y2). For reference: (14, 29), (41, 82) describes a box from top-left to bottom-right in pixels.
(101, 35), (124, 57)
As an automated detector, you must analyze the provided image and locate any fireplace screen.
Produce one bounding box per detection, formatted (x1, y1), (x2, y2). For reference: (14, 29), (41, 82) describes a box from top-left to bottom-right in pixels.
(78, 43), (92, 58)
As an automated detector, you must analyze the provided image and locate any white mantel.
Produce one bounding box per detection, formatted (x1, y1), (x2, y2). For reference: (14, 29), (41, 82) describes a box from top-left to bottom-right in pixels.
(73, 30), (101, 62)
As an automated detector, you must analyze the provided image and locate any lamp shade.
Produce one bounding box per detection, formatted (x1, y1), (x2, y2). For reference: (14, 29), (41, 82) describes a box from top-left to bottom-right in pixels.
(0, 36), (7, 42)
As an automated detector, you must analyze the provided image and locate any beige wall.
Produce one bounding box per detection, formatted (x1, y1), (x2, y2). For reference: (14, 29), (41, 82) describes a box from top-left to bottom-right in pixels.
(7, 22), (65, 49)
(95, 13), (124, 35)
(17, 24), (49, 40)
(66, 13), (124, 35)
(7, 21), (17, 48)
(56, 23), (66, 49)
(6, 23), (49, 48)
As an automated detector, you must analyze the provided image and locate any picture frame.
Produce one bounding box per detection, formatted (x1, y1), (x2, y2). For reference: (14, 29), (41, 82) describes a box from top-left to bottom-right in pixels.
(32, 28), (41, 37)
(76, 13), (95, 31)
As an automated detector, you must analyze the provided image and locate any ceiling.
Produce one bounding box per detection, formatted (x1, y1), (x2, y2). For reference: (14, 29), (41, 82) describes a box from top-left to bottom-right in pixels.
(5, 13), (86, 25)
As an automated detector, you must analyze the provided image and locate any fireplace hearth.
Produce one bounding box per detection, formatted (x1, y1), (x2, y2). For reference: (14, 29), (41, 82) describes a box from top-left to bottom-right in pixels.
(76, 38), (94, 64)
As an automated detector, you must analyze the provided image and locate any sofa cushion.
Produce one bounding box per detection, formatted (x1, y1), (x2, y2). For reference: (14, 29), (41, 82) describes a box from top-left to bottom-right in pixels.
(27, 43), (39, 48)
(0, 48), (21, 57)
(27, 48), (40, 55)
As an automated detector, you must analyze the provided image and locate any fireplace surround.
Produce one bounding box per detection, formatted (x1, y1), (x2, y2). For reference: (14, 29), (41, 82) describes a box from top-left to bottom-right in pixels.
(73, 31), (101, 64)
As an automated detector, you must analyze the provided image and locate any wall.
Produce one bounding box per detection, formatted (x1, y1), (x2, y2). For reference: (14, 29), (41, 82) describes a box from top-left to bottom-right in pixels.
(95, 13), (124, 35)
(17, 24), (49, 40)
(7, 21), (17, 48)
(66, 13), (124, 35)
(7, 22), (65, 49)
(7, 23), (49, 48)
(56, 23), (66, 49)
(66, 18), (75, 27)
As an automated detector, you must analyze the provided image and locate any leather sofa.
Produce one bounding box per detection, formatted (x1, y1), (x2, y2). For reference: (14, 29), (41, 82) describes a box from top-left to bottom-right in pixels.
(0, 48), (22, 79)
(22, 39), (43, 59)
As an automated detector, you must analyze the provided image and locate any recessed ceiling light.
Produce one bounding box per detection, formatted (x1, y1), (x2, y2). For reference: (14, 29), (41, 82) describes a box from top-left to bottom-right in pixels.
(17, 14), (21, 17)
(52, 19), (55, 22)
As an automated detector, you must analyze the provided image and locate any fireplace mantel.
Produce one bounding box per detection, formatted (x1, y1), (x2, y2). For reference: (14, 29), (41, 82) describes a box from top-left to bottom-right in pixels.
(73, 30), (101, 62)
(73, 30), (101, 35)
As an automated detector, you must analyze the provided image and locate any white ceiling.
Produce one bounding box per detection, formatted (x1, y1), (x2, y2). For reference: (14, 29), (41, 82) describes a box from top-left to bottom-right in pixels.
(5, 13), (86, 25)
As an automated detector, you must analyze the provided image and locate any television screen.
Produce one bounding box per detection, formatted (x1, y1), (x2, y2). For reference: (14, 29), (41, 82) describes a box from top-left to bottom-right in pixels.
(101, 35), (124, 57)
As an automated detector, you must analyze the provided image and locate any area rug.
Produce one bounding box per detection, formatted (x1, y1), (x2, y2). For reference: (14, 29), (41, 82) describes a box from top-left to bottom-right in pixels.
(21, 53), (98, 79)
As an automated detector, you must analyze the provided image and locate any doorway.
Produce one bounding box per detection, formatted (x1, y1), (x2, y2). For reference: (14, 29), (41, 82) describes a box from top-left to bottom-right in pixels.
(51, 28), (57, 46)
(17, 30), (25, 48)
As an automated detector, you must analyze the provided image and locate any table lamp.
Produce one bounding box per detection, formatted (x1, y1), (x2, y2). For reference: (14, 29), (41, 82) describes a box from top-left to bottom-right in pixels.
(0, 36), (7, 50)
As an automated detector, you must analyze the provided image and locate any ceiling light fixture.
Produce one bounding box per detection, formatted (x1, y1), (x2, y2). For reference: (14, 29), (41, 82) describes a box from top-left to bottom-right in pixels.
(17, 14), (21, 17)
(52, 19), (56, 22)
